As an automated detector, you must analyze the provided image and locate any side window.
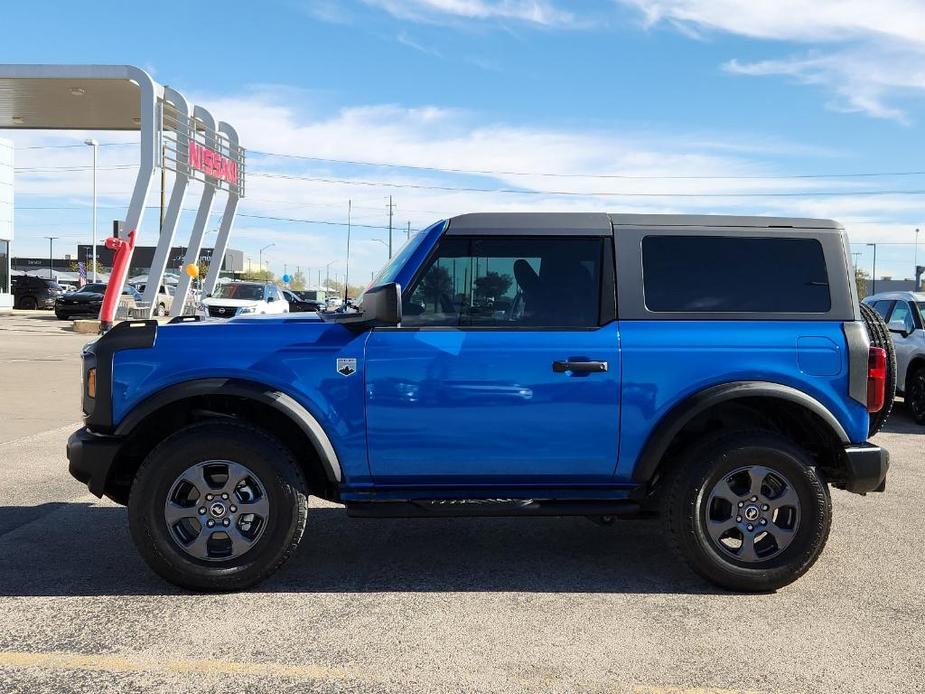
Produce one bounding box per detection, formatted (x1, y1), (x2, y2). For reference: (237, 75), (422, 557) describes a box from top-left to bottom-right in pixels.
(872, 300), (894, 319)
(642, 236), (830, 313)
(889, 301), (915, 332)
(403, 236), (603, 328)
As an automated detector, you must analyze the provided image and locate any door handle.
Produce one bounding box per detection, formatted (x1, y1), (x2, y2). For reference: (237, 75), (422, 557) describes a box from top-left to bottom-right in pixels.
(552, 360), (608, 373)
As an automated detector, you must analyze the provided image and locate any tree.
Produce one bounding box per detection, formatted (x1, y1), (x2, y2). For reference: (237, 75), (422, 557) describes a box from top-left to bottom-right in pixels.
(474, 271), (512, 301)
(855, 267), (869, 300)
(290, 271), (307, 291)
(419, 265), (453, 311)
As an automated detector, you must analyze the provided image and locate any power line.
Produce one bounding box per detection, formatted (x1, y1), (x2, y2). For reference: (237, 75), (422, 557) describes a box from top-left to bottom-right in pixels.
(16, 141), (925, 181)
(246, 148), (925, 181)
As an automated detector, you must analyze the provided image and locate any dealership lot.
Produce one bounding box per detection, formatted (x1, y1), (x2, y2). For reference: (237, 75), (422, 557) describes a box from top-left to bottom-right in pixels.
(0, 311), (923, 694)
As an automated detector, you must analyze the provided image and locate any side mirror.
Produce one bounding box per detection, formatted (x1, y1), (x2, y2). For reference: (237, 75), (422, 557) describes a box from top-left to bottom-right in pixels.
(320, 282), (401, 328)
(267, 296), (275, 303)
(887, 319), (910, 337)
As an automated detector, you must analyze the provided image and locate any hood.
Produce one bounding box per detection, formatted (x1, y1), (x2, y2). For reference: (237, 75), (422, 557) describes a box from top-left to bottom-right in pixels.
(202, 297), (261, 308)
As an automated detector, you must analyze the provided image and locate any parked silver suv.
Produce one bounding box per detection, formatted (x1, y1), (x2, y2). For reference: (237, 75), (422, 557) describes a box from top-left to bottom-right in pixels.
(864, 291), (925, 423)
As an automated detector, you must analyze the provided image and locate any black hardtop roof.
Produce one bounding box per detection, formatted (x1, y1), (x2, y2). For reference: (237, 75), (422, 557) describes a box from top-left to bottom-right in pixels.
(446, 212), (842, 235)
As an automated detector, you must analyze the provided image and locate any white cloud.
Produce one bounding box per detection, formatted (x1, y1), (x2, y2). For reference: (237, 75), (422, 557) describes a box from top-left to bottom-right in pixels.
(7, 88), (924, 281)
(618, 0), (925, 122)
(361, 0), (576, 27)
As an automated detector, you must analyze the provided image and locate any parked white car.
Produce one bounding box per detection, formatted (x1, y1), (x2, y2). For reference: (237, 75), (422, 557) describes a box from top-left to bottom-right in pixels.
(131, 282), (175, 316)
(199, 282), (289, 319)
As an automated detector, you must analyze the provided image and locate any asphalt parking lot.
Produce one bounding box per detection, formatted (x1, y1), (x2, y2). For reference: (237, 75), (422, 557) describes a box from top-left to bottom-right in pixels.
(0, 310), (923, 694)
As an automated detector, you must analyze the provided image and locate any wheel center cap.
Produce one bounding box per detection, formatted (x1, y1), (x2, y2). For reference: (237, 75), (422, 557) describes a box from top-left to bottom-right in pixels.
(209, 502), (226, 518)
(743, 505), (761, 522)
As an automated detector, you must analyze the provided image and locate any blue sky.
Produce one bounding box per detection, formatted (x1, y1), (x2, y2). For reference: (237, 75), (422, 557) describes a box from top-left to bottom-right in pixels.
(5, 0), (925, 284)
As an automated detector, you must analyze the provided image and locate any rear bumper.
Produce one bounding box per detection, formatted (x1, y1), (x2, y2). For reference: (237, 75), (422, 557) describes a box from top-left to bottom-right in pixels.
(67, 427), (122, 497)
(841, 443), (889, 494)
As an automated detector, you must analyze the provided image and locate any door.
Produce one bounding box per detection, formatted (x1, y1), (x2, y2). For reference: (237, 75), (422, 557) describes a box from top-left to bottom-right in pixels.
(885, 300), (918, 387)
(365, 234), (620, 486)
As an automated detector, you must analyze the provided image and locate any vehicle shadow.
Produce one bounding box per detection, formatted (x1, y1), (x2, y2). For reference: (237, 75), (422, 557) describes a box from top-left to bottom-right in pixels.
(0, 502), (721, 597)
(879, 399), (923, 435)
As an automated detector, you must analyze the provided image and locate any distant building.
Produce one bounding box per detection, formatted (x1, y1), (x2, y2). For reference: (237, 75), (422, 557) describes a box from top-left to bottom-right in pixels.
(12, 245), (244, 279)
(0, 138), (11, 313)
(863, 278), (920, 298)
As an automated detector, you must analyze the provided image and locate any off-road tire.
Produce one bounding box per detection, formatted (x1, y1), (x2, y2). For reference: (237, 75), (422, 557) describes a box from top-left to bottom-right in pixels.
(19, 296), (37, 310)
(860, 302), (896, 436)
(666, 431), (831, 592)
(128, 420), (308, 591)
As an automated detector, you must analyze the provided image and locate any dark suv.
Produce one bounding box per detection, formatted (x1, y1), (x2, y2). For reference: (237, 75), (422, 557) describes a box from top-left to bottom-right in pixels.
(12, 275), (64, 310)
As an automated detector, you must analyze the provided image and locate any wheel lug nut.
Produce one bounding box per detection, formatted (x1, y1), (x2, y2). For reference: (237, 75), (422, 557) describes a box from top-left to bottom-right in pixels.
(206, 519), (215, 527)
(198, 507), (206, 515)
(760, 519), (767, 526)
(222, 493), (229, 500)
(230, 506), (237, 513)
(750, 496), (758, 502)
(206, 494), (214, 501)
(762, 504), (769, 511)
(738, 502), (744, 508)
(747, 524), (754, 531)
(223, 519), (230, 527)
(736, 516), (742, 522)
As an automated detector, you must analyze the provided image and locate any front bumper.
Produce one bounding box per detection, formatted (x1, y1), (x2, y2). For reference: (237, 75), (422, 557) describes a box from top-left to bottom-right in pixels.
(841, 443), (889, 494)
(67, 427), (122, 497)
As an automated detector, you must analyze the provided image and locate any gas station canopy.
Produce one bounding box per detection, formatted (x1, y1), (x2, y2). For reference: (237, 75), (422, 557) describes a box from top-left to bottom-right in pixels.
(0, 64), (245, 320)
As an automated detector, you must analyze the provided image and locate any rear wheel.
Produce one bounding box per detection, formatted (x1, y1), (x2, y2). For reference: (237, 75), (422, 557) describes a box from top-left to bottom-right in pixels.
(667, 431), (831, 592)
(155, 303), (167, 317)
(128, 420), (308, 591)
(860, 302), (896, 436)
(907, 367), (925, 425)
(20, 296), (37, 310)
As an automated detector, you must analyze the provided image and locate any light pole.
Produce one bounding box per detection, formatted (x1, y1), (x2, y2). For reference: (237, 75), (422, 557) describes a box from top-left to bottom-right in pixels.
(867, 243), (877, 297)
(325, 260), (337, 289)
(344, 200), (352, 301)
(84, 139), (98, 281)
(259, 243), (275, 278)
(44, 236), (59, 281)
(370, 238), (389, 250)
(912, 227), (919, 291)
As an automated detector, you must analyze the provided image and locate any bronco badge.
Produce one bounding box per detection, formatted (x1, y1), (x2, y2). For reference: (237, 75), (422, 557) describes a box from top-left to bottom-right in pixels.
(336, 358), (357, 377)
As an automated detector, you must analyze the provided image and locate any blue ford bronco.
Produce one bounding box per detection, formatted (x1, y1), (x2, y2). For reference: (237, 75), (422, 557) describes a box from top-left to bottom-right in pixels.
(67, 213), (893, 592)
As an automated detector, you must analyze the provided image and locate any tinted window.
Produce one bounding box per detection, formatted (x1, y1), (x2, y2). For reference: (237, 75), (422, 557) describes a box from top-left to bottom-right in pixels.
(643, 236), (831, 313)
(872, 300), (894, 319)
(0, 241), (7, 293)
(888, 301), (915, 332)
(404, 236), (603, 328)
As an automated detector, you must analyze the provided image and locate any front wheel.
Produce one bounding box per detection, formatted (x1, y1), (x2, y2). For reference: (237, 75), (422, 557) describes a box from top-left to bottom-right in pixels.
(128, 420), (308, 591)
(666, 431), (831, 592)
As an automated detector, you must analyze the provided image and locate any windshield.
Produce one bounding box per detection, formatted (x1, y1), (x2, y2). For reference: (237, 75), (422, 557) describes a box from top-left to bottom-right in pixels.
(363, 232), (429, 295)
(917, 302), (925, 323)
(78, 284), (107, 294)
(214, 284), (264, 301)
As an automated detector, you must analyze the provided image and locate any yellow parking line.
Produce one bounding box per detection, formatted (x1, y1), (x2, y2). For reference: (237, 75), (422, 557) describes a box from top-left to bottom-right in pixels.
(0, 650), (359, 682)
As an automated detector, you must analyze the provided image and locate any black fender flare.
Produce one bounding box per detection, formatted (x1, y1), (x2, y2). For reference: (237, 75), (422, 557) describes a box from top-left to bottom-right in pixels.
(632, 381), (850, 483)
(115, 378), (343, 483)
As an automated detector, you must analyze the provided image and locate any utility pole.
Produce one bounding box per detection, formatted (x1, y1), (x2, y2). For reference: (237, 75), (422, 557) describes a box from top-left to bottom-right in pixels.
(387, 195), (396, 259)
(344, 200), (352, 302)
(407, 221), (411, 241)
(867, 243), (878, 297)
(84, 139), (99, 281)
(44, 236), (59, 281)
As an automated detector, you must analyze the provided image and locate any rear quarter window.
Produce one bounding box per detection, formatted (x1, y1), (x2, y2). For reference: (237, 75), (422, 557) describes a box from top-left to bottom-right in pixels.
(642, 236), (831, 313)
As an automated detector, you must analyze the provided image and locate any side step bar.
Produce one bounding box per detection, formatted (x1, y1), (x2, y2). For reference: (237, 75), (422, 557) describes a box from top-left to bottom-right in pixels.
(345, 499), (643, 519)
